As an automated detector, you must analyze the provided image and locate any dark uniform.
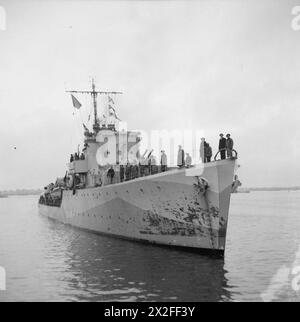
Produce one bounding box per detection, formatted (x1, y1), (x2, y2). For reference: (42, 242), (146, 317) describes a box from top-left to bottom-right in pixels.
(107, 167), (115, 184)
(177, 148), (185, 168)
(226, 136), (234, 158)
(219, 136), (226, 160)
(206, 145), (212, 162)
(120, 165), (124, 182)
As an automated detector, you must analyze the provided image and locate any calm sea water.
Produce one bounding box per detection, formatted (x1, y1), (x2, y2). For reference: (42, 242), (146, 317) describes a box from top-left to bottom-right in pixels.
(0, 191), (300, 302)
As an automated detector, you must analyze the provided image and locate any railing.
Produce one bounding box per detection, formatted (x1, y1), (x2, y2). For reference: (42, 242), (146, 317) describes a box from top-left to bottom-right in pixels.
(214, 148), (238, 161)
(108, 164), (169, 185)
(39, 190), (63, 207)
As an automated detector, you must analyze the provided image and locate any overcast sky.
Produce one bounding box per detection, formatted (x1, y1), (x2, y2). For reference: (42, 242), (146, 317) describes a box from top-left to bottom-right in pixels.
(0, 0), (300, 189)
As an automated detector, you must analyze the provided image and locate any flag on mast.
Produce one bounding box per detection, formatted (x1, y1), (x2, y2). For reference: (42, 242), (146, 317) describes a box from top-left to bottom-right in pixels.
(71, 94), (82, 109)
(108, 105), (121, 121)
(108, 96), (115, 104)
(83, 123), (89, 132)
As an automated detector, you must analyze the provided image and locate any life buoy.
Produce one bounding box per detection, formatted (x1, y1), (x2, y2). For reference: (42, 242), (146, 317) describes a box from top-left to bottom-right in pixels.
(67, 174), (74, 189)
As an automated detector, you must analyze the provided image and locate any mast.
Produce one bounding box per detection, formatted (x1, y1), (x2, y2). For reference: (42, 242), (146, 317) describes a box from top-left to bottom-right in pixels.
(91, 79), (98, 127)
(66, 80), (123, 134)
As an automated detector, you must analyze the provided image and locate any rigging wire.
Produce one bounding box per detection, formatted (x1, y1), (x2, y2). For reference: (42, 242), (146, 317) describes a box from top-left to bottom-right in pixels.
(75, 108), (83, 151)
(69, 107), (78, 155)
(87, 93), (93, 128)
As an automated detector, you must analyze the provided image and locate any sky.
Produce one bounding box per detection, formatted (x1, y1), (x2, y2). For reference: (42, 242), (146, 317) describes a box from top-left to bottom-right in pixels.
(0, 0), (300, 189)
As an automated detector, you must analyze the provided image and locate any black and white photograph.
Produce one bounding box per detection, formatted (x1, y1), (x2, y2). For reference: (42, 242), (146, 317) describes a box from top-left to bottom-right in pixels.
(0, 0), (300, 305)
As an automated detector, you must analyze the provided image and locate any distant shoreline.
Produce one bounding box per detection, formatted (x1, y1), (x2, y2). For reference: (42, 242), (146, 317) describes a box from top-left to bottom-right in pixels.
(240, 187), (300, 192)
(0, 189), (43, 196)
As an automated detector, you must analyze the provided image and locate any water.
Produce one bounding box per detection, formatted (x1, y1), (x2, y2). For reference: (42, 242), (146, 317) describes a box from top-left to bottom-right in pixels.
(0, 191), (300, 302)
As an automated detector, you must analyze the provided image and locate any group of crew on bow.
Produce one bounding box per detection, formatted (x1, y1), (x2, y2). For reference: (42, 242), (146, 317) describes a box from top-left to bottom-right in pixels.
(63, 133), (235, 188)
(70, 152), (85, 162)
(177, 133), (234, 168)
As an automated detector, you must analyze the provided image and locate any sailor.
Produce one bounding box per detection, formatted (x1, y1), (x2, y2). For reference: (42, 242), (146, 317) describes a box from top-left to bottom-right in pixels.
(75, 174), (81, 186)
(74, 152), (79, 160)
(150, 155), (157, 174)
(206, 143), (212, 162)
(148, 155), (152, 174)
(63, 171), (68, 184)
(125, 163), (131, 181)
(80, 152), (85, 160)
(144, 150), (153, 175)
(200, 138), (206, 163)
(95, 169), (102, 187)
(107, 166), (115, 184)
(141, 157), (149, 176)
(83, 142), (89, 152)
(218, 133), (226, 160)
(70, 154), (74, 162)
(46, 183), (55, 193)
(129, 164), (133, 179)
(226, 134), (234, 158)
(139, 161), (144, 177)
(160, 150), (167, 172)
(120, 165), (125, 182)
(185, 153), (192, 168)
(139, 154), (147, 177)
(177, 145), (185, 168)
(131, 163), (137, 179)
(133, 164), (138, 179)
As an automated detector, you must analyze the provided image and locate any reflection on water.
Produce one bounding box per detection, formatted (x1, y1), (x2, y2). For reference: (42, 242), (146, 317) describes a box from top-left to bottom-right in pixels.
(1, 192), (300, 302)
(61, 228), (231, 302)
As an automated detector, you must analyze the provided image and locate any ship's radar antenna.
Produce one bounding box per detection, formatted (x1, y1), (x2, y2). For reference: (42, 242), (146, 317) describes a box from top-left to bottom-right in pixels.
(66, 79), (123, 133)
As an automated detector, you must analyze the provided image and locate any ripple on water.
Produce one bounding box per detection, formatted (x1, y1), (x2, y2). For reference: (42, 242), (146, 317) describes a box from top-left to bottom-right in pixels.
(1, 193), (300, 301)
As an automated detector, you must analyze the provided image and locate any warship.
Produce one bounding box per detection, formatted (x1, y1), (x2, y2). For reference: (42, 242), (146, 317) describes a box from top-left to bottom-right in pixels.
(38, 81), (238, 255)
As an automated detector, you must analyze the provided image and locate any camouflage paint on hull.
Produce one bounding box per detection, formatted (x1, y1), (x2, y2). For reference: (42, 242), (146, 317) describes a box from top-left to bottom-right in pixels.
(38, 159), (236, 253)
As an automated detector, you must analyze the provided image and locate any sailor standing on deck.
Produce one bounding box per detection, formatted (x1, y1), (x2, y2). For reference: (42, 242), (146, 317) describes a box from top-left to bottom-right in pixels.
(150, 155), (157, 174)
(206, 143), (212, 162)
(120, 165), (125, 182)
(125, 163), (132, 181)
(107, 166), (115, 184)
(185, 153), (192, 168)
(177, 146), (185, 168)
(226, 134), (234, 158)
(219, 133), (227, 160)
(200, 138), (206, 163)
(160, 150), (167, 172)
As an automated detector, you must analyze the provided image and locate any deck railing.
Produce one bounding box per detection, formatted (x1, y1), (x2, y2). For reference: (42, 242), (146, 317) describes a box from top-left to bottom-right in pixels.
(214, 148), (238, 161)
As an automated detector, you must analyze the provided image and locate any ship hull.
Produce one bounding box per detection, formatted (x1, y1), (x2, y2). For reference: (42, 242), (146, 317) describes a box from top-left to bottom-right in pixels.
(39, 159), (236, 255)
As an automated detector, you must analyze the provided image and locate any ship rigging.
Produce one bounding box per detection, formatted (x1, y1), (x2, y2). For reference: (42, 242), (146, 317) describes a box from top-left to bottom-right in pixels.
(66, 79), (123, 133)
